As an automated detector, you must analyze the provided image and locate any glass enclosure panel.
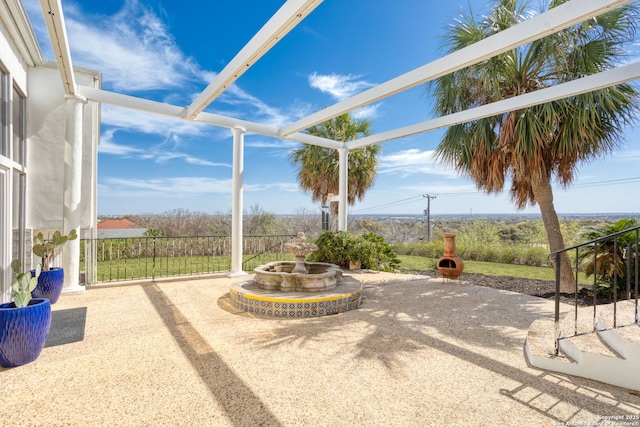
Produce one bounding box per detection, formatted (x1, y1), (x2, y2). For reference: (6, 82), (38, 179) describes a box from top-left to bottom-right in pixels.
(0, 69), (7, 157)
(0, 167), (10, 303)
(12, 86), (25, 165)
(12, 170), (25, 265)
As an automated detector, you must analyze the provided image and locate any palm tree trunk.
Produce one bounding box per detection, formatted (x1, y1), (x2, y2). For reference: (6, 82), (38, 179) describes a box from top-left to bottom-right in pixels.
(531, 178), (577, 294)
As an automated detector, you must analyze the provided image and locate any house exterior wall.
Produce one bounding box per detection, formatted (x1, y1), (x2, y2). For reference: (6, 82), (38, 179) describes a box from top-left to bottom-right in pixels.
(0, 0), (100, 301)
(0, 0), (34, 302)
(0, 3), (28, 90)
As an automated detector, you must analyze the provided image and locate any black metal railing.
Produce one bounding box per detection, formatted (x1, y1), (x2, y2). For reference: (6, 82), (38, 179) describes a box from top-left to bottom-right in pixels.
(551, 225), (639, 355)
(80, 234), (295, 283)
(242, 238), (296, 272)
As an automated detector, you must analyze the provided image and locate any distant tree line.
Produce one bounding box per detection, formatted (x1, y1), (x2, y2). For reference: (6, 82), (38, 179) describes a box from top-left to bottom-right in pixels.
(106, 206), (625, 249)
(123, 206), (320, 238)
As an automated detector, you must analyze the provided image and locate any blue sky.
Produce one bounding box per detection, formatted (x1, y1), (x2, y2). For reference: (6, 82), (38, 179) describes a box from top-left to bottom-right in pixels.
(24, 0), (640, 216)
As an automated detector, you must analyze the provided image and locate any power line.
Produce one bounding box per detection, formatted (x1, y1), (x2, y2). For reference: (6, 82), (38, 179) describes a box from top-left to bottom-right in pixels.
(349, 176), (640, 214)
(570, 176), (640, 188)
(350, 194), (424, 213)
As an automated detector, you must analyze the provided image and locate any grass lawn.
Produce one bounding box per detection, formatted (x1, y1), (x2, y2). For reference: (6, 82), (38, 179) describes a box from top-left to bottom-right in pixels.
(86, 252), (592, 285)
(397, 254), (592, 285)
(87, 252), (295, 282)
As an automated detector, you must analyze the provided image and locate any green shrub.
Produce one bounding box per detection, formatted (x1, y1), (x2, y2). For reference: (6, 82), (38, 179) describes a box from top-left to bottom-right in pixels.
(360, 232), (401, 272)
(392, 241), (550, 268)
(516, 246), (549, 266)
(308, 231), (355, 267)
(309, 231), (400, 272)
(393, 241), (443, 258)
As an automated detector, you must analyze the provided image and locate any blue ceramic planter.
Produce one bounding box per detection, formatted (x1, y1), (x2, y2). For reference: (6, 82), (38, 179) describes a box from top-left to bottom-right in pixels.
(31, 268), (64, 304)
(0, 298), (51, 368)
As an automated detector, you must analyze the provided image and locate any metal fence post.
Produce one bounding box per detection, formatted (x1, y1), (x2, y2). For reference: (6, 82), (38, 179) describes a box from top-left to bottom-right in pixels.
(152, 237), (156, 280)
(554, 251), (561, 355)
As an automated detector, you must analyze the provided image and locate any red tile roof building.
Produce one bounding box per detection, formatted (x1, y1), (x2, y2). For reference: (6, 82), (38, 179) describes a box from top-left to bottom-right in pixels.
(97, 218), (147, 238)
(97, 218), (142, 230)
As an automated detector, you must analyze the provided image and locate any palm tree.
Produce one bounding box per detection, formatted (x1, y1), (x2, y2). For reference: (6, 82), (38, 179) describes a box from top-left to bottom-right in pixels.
(289, 113), (381, 215)
(430, 0), (639, 292)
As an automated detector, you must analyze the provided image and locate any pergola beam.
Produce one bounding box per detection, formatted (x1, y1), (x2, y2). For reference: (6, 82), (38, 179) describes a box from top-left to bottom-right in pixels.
(346, 61), (640, 149)
(40, 0), (76, 95)
(278, 0), (632, 137)
(77, 86), (344, 150)
(78, 86), (184, 117)
(182, 0), (323, 120)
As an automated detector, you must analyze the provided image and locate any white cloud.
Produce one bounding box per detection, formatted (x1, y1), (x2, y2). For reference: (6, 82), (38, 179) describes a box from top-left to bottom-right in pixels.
(101, 177), (233, 196)
(139, 151), (230, 167)
(99, 128), (231, 168)
(306, 72), (380, 120)
(98, 130), (145, 156)
(614, 148), (640, 161)
(399, 182), (478, 195)
(352, 104), (381, 120)
(308, 72), (375, 101)
(218, 86), (312, 128)
(246, 182), (300, 192)
(379, 148), (456, 177)
(244, 138), (298, 149)
(61, 0), (207, 92)
(101, 105), (208, 137)
(100, 177), (299, 198)
(219, 86), (290, 128)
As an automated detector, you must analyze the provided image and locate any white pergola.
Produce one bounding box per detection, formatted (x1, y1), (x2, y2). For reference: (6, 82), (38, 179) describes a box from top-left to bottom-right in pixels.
(39, 0), (640, 277)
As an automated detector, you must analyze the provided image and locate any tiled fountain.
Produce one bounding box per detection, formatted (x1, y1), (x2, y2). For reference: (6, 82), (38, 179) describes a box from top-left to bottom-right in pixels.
(229, 232), (363, 318)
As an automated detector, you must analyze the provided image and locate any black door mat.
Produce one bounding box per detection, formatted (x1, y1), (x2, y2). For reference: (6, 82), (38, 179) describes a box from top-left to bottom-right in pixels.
(45, 307), (87, 348)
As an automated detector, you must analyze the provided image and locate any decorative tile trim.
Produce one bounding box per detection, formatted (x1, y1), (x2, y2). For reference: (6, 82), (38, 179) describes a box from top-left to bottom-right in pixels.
(229, 286), (363, 318)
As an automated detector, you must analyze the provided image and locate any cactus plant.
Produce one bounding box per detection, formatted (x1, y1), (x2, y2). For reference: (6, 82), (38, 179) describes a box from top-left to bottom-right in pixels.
(32, 229), (77, 271)
(10, 260), (41, 308)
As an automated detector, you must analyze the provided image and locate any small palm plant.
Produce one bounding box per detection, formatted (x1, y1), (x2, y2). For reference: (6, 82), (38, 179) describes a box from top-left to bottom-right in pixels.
(10, 260), (41, 307)
(32, 229), (77, 271)
(578, 219), (638, 296)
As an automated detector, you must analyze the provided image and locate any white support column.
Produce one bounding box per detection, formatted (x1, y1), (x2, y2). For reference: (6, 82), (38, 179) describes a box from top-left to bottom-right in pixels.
(338, 148), (348, 231)
(228, 126), (248, 277)
(62, 94), (86, 295)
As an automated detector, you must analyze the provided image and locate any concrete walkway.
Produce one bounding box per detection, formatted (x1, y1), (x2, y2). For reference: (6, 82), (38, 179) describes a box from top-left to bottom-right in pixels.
(2, 272), (639, 426)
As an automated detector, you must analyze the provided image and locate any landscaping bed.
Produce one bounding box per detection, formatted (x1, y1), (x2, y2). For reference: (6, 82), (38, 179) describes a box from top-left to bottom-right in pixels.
(404, 269), (616, 307)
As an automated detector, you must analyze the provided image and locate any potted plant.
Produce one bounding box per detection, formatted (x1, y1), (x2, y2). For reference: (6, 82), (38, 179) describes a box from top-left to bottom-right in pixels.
(31, 229), (77, 304)
(0, 261), (51, 368)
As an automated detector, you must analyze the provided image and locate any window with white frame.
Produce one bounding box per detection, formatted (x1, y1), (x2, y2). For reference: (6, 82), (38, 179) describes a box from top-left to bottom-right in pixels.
(12, 85), (25, 166)
(0, 67), (27, 303)
(0, 68), (7, 157)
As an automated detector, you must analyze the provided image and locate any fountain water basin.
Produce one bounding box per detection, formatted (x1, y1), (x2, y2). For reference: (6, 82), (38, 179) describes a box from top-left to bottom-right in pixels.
(253, 261), (342, 292)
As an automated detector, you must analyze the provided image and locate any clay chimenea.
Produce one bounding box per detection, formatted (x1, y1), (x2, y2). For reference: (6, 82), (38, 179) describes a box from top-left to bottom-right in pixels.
(437, 234), (464, 279)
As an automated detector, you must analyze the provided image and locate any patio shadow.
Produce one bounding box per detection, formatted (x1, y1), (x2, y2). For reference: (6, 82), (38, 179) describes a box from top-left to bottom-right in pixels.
(248, 279), (640, 423)
(143, 283), (282, 427)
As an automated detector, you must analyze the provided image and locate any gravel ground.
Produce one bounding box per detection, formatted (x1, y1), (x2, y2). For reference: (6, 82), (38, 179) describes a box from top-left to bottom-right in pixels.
(402, 269), (613, 307)
(5, 274), (638, 426)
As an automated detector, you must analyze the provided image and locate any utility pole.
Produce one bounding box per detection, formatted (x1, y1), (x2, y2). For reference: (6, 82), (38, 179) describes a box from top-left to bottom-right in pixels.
(423, 194), (436, 241)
